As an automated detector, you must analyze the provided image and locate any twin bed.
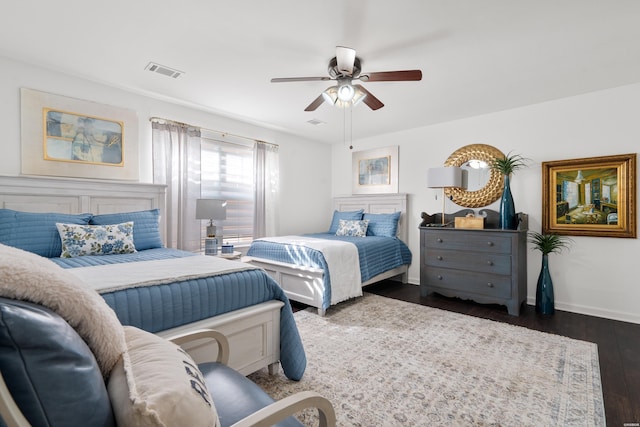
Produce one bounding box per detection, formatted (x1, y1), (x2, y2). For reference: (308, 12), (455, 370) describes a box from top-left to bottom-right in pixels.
(245, 194), (412, 316)
(0, 176), (412, 381)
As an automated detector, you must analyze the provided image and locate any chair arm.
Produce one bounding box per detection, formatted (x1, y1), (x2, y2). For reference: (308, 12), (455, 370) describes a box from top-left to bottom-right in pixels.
(167, 329), (230, 365)
(230, 390), (336, 427)
(0, 372), (31, 427)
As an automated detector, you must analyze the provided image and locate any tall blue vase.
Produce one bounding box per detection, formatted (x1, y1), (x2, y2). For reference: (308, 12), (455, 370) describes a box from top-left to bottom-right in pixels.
(499, 175), (517, 230)
(535, 254), (555, 314)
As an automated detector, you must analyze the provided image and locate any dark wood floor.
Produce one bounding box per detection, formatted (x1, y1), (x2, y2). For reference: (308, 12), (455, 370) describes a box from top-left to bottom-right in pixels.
(292, 280), (640, 427)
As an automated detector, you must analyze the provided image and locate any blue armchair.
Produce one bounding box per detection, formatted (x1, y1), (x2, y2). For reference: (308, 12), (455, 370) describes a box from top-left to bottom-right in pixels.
(0, 297), (335, 427)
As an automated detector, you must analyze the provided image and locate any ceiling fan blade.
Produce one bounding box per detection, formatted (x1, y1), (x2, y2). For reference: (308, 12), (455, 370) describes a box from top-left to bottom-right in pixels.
(271, 76), (331, 83)
(336, 46), (356, 76)
(354, 84), (384, 110)
(360, 70), (422, 82)
(304, 94), (326, 111)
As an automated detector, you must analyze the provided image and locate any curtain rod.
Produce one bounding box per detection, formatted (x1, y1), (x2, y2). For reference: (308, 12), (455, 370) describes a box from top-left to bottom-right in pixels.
(149, 116), (278, 147)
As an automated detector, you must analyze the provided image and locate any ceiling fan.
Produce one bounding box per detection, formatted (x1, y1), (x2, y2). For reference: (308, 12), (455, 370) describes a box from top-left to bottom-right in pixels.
(271, 46), (422, 111)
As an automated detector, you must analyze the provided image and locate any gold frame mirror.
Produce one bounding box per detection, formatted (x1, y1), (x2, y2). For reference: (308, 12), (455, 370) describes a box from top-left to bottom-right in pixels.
(444, 144), (506, 208)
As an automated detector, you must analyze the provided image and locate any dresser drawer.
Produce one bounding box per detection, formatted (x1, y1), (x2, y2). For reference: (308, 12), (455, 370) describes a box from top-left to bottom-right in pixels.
(424, 248), (511, 275)
(423, 231), (512, 254)
(424, 268), (512, 299)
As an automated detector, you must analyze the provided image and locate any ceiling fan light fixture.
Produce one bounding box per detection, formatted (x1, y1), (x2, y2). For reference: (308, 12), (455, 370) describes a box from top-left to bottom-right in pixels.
(337, 83), (355, 102)
(351, 86), (367, 107)
(322, 86), (338, 105)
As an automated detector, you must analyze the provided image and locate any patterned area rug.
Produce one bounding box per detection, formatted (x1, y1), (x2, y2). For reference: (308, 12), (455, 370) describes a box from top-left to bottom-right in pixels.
(248, 293), (605, 426)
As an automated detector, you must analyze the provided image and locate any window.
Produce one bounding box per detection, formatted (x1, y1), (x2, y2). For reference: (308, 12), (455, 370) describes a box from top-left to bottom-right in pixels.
(201, 134), (254, 246)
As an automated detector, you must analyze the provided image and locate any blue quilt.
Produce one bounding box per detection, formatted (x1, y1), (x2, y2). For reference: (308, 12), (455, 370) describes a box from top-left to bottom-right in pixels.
(247, 233), (412, 310)
(54, 248), (306, 380)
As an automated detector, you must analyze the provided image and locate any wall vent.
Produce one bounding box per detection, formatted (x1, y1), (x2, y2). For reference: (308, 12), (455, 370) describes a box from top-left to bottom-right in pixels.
(145, 62), (184, 78)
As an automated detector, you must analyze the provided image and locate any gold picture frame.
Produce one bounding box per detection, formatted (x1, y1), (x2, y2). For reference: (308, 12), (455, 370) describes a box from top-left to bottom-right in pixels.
(542, 153), (636, 238)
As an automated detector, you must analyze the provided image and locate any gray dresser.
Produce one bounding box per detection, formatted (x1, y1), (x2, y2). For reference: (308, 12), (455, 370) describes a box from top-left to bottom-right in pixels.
(419, 224), (528, 315)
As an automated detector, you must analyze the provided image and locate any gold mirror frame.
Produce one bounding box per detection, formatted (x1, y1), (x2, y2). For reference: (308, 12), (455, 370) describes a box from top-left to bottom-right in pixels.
(444, 144), (506, 208)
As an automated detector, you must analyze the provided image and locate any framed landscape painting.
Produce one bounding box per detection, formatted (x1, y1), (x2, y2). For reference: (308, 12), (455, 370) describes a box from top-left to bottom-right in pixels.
(542, 153), (636, 238)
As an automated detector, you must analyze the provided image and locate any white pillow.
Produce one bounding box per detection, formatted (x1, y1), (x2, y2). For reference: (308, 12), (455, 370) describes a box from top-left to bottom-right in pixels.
(335, 219), (369, 237)
(56, 221), (137, 257)
(108, 326), (220, 427)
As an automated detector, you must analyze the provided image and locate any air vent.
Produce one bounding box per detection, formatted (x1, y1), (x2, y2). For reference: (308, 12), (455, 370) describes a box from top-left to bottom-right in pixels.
(145, 62), (184, 78)
(307, 119), (326, 126)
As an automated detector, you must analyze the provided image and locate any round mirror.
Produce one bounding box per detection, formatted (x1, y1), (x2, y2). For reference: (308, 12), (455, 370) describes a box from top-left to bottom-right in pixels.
(444, 144), (505, 208)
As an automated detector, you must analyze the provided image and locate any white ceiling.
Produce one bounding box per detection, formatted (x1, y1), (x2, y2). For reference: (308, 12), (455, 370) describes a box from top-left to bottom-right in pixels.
(3, 1), (640, 144)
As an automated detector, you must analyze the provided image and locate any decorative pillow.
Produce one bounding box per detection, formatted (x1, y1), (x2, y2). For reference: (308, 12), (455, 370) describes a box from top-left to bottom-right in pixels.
(328, 209), (364, 234)
(56, 222), (137, 258)
(90, 209), (163, 250)
(0, 208), (92, 258)
(363, 211), (402, 237)
(335, 219), (369, 237)
(108, 326), (220, 427)
(0, 243), (126, 377)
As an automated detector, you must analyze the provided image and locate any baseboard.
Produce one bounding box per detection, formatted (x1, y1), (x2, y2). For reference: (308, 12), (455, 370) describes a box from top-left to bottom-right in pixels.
(526, 296), (640, 325)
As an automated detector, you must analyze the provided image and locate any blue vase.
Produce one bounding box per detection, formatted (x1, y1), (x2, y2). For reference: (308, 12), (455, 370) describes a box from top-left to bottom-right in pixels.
(499, 175), (517, 229)
(535, 255), (555, 314)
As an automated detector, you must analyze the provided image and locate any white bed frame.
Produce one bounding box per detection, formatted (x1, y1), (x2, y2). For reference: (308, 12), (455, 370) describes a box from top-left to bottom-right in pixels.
(244, 193), (409, 316)
(0, 175), (281, 376)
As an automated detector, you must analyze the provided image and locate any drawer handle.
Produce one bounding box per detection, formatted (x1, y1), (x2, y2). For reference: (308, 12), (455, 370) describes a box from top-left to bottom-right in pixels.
(437, 275), (443, 280)
(487, 241), (494, 246)
(437, 256), (443, 261)
(487, 282), (494, 288)
(436, 238), (443, 243)
(486, 260), (494, 266)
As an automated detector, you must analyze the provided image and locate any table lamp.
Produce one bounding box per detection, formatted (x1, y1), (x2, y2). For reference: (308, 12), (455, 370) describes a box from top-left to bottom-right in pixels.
(427, 167), (466, 226)
(195, 199), (227, 237)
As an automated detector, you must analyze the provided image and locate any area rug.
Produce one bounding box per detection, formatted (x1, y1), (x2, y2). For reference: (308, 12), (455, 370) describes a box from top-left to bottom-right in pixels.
(248, 293), (605, 426)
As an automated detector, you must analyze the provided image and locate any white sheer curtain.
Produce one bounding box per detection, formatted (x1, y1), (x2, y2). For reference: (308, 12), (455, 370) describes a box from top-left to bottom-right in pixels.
(253, 142), (280, 238)
(152, 122), (202, 251)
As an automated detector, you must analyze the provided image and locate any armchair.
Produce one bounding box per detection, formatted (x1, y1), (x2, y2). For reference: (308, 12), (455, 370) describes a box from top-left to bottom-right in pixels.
(0, 297), (336, 427)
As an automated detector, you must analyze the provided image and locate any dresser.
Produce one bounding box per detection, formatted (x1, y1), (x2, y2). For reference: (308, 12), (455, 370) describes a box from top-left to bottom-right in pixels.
(420, 225), (527, 315)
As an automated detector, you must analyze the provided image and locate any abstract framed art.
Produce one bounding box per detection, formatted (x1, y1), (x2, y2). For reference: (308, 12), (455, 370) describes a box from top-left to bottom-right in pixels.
(352, 145), (399, 194)
(20, 88), (139, 180)
(542, 153), (636, 238)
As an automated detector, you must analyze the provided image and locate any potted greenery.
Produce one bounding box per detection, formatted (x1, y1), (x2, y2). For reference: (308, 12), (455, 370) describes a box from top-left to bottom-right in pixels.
(490, 152), (529, 229)
(528, 231), (573, 314)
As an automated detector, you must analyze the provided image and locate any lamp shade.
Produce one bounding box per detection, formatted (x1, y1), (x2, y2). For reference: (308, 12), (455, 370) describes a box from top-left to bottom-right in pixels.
(427, 167), (465, 189)
(195, 199), (227, 220)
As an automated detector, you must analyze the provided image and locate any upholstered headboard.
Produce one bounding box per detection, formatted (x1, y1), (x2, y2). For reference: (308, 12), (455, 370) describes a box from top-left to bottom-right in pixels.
(333, 193), (408, 243)
(0, 175), (167, 243)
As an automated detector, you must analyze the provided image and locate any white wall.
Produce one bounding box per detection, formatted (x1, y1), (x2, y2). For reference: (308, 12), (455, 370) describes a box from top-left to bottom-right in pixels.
(333, 83), (640, 324)
(0, 55), (333, 237)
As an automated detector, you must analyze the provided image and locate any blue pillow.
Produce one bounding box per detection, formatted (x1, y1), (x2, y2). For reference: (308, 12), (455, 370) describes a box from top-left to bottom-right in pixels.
(90, 209), (163, 250)
(0, 298), (115, 427)
(363, 211), (401, 237)
(0, 209), (92, 258)
(328, 209), (364, 234)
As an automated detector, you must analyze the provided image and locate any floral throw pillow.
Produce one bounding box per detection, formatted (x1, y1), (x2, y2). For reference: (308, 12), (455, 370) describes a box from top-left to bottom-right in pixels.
(56, 222), (137, 258)
(335, 219), (369, 237)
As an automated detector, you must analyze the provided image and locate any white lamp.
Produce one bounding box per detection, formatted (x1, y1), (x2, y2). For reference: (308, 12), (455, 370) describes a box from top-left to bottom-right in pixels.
(427, 167), (466, 226)
(195, 199), (227, 237)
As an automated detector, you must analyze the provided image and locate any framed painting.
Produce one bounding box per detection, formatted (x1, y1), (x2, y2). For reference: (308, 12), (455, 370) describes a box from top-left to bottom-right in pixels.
(542, 153), (636, 238)
(352, 146), (399, 194)
(21, 88), (139, 180)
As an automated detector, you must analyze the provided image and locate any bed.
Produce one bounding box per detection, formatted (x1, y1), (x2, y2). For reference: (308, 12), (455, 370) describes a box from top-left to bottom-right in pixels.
(244, 194), (412, 316)
(0, 175), (306, 380)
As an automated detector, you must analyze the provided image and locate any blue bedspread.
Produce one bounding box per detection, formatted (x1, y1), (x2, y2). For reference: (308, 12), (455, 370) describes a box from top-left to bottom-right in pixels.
(54, 248), (306, 380)
(247, 233), (412, 310)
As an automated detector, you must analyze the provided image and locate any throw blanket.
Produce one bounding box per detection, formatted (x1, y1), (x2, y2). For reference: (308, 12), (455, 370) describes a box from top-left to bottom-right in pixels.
(0, 243), (126, 378)
(254, 235), (362, 304)
(67, 256), (258, 294)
